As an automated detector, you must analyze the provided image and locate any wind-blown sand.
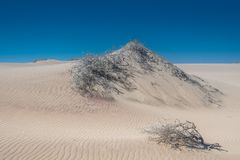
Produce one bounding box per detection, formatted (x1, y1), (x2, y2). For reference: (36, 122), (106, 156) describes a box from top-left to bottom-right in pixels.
(0, 62), (240, 160)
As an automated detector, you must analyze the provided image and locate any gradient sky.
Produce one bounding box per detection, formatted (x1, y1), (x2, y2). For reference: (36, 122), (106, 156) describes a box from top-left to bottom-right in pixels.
(0, 0), (240, 63)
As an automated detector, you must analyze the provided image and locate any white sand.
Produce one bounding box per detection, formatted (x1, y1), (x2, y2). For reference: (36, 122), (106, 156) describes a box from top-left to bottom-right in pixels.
(0, 62), (240, 160)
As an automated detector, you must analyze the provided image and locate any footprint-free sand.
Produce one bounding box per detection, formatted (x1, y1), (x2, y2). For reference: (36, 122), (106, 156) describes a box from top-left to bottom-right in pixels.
(0, 62), (240, 160)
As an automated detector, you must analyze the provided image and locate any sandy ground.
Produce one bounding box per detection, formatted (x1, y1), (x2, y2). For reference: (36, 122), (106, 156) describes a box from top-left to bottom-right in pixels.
(0, 62), (240, 160)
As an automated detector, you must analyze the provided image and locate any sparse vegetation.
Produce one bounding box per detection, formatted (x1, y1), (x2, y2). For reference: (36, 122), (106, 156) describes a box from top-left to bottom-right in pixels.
(144, 120), (225, 151)
(71, 55), (134, 99)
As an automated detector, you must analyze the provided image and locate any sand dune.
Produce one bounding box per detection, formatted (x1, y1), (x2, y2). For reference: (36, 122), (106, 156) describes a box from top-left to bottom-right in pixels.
(0, 62), (240, 160)
(72, 42), (222, 108)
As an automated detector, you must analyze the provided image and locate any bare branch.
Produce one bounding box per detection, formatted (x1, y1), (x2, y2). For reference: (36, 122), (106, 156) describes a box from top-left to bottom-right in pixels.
(144, 120), (226, 151)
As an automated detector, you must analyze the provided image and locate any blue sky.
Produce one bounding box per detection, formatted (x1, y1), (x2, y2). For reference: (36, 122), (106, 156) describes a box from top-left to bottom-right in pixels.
(0, 0), (240, 63)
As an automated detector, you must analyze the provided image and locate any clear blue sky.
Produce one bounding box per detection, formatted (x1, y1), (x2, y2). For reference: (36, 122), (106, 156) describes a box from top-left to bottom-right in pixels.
(0, 0), (240, 63)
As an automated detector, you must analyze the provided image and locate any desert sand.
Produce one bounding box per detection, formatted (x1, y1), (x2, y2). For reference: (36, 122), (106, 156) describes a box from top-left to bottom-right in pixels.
(0, 62), (240, 160)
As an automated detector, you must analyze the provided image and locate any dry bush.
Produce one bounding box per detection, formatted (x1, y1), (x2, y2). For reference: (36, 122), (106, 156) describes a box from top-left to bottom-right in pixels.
(71, 55), (134, 99)
(144, 120), (225, 151)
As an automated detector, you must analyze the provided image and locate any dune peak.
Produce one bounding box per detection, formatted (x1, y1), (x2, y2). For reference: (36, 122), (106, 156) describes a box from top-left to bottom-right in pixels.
(122, 40), (148, 52)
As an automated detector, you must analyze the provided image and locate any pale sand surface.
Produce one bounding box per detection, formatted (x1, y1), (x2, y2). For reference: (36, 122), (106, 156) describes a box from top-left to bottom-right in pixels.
(0, 62), (240, 160)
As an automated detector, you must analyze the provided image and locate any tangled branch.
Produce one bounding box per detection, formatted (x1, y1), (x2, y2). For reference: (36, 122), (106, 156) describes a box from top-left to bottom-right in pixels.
(144, 120), (226, 151)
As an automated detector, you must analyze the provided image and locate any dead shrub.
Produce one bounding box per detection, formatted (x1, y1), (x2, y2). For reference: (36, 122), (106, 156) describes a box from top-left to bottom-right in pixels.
(144, 120), (225, 151)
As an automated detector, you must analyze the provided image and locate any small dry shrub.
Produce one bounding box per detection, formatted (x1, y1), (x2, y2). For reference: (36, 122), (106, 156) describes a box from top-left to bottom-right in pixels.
(144, 120), (225, 151)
